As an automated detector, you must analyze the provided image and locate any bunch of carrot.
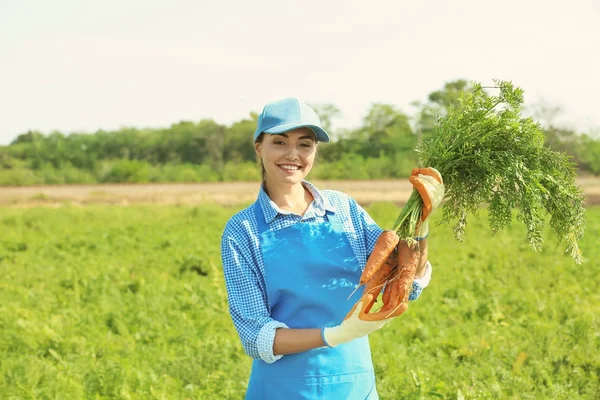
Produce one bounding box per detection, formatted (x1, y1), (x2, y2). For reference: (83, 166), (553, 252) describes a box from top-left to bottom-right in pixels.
(349, 80), (588, 321)
(349, 230), (422, 320)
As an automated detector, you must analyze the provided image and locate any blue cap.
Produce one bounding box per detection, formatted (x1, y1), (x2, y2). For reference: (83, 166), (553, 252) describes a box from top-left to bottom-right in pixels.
(253, 97), (330, 143)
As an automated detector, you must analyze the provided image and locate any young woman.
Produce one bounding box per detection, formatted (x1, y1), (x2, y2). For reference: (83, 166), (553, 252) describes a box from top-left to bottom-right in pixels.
(220, 97), (444, 399)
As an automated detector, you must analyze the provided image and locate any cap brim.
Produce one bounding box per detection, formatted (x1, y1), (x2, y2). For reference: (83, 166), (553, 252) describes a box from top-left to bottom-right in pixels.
(263, 123), (330, 143)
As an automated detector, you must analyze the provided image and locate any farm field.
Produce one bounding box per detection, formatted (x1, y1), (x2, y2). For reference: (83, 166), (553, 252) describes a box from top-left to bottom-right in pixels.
(2, 177), (600, 207)
(0, 193), (599, 398)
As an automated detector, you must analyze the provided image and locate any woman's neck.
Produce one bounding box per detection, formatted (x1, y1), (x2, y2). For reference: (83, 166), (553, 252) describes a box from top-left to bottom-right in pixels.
(264, 180), (314, 215)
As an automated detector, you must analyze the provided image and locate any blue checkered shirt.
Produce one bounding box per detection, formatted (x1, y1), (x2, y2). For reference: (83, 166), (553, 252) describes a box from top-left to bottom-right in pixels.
(220, 180), (432, 364)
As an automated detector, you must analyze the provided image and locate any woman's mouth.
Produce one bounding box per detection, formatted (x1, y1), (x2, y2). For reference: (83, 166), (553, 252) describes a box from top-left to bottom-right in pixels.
(278, 164), (302, 173)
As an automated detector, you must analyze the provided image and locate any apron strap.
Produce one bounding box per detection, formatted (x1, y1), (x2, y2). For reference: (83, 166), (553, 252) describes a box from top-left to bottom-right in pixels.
(254, 201), (269, 235)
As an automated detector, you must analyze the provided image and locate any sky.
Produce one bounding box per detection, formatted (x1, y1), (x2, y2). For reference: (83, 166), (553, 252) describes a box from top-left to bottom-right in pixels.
(1, 0), (599, 145)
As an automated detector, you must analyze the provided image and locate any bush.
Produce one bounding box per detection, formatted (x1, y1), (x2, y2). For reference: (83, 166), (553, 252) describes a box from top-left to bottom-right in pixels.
(0, 168), (43, 186)
(311, 154), (370, 180)
(221, 161), (261, 182)
(576, 136), (600, 175)
(98, 160), (150, 183)
(194, 164), (221, 182)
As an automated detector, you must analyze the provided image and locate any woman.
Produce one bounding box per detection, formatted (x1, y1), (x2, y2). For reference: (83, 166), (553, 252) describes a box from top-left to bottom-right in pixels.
(220, 97), (444, 399)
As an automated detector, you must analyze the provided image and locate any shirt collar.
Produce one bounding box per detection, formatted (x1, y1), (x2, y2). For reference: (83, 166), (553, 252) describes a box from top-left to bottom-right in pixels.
(257, 180), (337, 224)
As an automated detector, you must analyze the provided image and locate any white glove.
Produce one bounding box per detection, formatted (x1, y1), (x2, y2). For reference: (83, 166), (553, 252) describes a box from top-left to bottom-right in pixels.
(322, 294), (394, 348)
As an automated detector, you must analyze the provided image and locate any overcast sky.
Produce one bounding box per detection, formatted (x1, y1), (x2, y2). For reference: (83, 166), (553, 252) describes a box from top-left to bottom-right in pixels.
(1, 0), (599, 145)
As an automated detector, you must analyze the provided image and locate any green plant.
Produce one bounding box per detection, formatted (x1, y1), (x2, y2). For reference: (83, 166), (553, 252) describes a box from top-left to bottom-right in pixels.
(392, 81), (586, 263)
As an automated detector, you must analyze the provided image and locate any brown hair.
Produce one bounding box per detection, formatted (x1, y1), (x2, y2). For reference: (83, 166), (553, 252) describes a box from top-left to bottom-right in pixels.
(255, 133), (267, 181)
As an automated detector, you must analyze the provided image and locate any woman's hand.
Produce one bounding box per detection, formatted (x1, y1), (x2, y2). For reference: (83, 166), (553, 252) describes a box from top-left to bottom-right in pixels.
(322, 294), (396, 348)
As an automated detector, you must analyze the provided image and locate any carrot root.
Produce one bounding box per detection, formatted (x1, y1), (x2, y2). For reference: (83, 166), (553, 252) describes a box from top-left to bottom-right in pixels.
(353, 239), (421, 321)
(359, 230), (400, 285)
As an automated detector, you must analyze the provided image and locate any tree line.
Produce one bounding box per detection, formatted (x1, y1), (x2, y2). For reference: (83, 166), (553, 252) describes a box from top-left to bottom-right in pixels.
(1, 80), (599, 186)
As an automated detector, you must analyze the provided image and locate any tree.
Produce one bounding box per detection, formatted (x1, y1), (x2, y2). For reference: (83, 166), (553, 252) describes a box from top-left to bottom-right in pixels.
(355, 103), (416, 158)
(427, 79), (471, 111)
(310, 103), (341, 141)
(200, 120), (226, 170)
(224, 118), (256, 162)
(413, 79), (473, 143)
(10, 130), (44, 145)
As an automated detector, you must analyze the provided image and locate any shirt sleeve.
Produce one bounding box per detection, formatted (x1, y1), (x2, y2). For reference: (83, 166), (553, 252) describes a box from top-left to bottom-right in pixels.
(221, 224), (288, 363)
(346, 196), (383, 258)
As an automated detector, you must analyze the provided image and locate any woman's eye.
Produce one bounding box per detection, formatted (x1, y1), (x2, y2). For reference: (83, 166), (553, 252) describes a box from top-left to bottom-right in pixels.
(274, 140), (285, 145)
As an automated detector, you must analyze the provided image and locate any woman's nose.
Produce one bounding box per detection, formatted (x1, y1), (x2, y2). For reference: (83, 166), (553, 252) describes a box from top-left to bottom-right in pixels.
(285, 147), (300, 159)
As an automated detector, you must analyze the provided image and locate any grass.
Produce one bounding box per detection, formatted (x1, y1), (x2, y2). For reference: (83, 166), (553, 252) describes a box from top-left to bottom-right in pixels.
(0, 203), (598, 399)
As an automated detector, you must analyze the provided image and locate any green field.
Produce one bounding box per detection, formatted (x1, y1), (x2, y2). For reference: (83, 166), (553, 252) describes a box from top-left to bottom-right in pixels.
(0, 203), (598, 399)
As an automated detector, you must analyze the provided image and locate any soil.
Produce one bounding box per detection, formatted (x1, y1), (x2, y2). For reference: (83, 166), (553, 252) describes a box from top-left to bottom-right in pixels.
(2, 178), (600, 208)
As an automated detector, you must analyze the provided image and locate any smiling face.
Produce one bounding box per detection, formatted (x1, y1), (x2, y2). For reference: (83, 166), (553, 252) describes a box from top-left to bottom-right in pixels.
(255, 128), (317, 187)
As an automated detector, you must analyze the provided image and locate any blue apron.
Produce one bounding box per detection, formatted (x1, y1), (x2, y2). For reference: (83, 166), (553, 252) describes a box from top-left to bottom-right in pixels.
(245, 202), (379, 399)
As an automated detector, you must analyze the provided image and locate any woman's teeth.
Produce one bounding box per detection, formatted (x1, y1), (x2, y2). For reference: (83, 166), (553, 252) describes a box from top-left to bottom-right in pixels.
(280, 165), (300, 171)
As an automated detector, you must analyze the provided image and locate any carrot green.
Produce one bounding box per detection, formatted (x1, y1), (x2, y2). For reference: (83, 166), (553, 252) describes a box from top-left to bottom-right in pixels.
(392, 80), (586, 263)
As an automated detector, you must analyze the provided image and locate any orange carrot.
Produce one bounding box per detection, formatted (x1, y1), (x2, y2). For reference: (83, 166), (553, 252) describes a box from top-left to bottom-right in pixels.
(355, 291), (407, 321)
(360, 293), (379, 316)
(363, 251), (395, 313)
(381, 240), (420, 317)
(364, 251), (395, 296)
(380, 265), (395, 309)
(359, 230), (400, 285)
(409, 167), (443, 221)
(356, 240), (419, 320)
(380, 272), (400, 313)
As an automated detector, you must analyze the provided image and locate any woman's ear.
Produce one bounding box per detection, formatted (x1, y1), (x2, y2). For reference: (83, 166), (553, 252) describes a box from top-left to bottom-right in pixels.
(254, 141), (262, 157)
